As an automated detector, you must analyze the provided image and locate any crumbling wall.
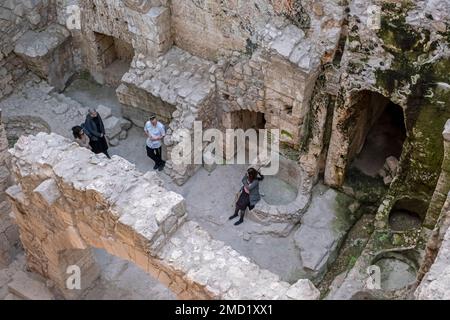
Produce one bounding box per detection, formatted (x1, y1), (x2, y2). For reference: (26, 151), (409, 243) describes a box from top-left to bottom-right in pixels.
(6, 132), (320, 300)
(0, 0), (52, 99)
(170, 0), (271, 61)
(73, 0), (171, 76)
(324, 0), (450, 202)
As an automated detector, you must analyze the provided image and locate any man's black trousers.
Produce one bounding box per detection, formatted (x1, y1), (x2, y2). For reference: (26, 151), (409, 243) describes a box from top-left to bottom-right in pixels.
(146, 146), (164, 167)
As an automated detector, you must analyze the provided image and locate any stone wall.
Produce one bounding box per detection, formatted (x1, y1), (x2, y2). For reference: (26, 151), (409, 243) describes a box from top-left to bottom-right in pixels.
(0, 0), (52, 99)
(6, 132), (320, 300)
(415, 192), (450, 299)
(0, 110), (20, 266)
(170, 0), (271, 61)
(117, 48), (216, 185)
(73, 0), (171, 76)
(324, 0), (450, 195)
(417, 120), (450, 280)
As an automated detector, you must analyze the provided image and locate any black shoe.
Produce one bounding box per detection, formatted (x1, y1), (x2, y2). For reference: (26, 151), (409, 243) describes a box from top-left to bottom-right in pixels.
(234, 219), (244, 226)
(153, 163), (159, 170)
(229, 214), (238, 220)
(158, 161), (165, 171)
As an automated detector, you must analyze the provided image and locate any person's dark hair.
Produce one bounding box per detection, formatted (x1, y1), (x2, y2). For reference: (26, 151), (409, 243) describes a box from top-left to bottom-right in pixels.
(247, 168), (264, 182)
(72, 126), (83, 139)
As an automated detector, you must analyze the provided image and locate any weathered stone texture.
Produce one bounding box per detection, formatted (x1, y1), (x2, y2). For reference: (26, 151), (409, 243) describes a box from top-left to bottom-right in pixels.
(0, 0), (50, 99)
(117, 47), (216, 185)
(6, 132), (320, 300)
(0, 110), (20, 266)
(418, 123), (450, 280)
(415, 195), (450, 300)
(14, 24), (74, 91)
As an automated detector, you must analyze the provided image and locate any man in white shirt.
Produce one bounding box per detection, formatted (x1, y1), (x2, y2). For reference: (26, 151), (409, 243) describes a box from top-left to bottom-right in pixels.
(144, 114), (166, 171)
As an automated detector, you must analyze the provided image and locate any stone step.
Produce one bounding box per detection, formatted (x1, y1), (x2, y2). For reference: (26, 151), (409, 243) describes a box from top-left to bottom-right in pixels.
(8, 271), (54, 300)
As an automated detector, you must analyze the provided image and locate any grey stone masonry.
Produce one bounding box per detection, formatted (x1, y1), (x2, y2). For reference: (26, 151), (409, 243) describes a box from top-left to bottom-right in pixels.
(14, 24), (74, 91)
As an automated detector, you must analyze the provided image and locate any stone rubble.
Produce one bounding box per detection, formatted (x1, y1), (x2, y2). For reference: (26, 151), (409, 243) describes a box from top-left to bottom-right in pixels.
(0, 0), (450, 301)
(0, 74), (131, 146)
(378, 156), (399, 186)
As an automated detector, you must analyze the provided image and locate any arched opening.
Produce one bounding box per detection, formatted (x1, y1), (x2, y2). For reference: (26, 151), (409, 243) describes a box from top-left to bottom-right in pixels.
(92, 32), (134, 86)
(229, 110), (266, 131)
(348, 91), (406, 177)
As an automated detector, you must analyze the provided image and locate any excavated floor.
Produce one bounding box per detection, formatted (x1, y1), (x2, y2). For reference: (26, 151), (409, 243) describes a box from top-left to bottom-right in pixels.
(64, 77), (124, 117)
(0, 76), (369, 298)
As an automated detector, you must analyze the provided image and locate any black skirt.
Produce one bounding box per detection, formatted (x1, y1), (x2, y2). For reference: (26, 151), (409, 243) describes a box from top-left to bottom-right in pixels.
(236, 191), (254, 211)
(89, 136), (108, 154)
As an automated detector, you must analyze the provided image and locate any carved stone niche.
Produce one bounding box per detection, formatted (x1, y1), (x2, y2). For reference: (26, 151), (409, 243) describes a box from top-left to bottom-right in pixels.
(122, 0), (152, 13)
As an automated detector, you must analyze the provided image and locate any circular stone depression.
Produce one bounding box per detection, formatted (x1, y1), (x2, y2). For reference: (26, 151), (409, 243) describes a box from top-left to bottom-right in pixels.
(4, 116), (51, 148)
(372, 251), (418, 291)
(388, 198), (427, 231)
(250, 156), (308, 224)
(260, 176), (297, 205)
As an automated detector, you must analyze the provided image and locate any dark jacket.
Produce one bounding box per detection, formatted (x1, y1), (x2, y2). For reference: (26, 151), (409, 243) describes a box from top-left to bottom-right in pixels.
(84, 114), (105, 142)
(241, 175), (261, 206)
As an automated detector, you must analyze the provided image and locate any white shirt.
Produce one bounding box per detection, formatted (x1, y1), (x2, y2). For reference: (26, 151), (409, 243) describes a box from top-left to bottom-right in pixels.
(144, 121), (165, 149)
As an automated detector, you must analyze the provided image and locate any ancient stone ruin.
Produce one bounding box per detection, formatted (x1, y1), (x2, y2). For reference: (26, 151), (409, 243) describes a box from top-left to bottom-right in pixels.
(0, 0), (450, 300)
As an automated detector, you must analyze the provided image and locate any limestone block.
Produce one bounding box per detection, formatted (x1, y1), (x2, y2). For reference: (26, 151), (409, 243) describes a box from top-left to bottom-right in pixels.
(120, 118), (132, 130)
(14, 24), (74, 91)
(104, 116), (122, 139)
(33, 179), (60, 206)
(286, 279), (320, 300)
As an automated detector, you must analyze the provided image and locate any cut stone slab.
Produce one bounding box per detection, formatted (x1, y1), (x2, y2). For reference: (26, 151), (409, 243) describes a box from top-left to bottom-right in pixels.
(14, 24), (70, 58)
(8, 271), (54, 300)
(293, 186), (355, 281)
(104, 116), (122, 139)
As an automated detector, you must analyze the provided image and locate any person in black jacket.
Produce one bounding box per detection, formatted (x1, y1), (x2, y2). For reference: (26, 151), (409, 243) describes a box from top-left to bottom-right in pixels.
(84, 108), (110, 158)
(229, 167), (264, 226)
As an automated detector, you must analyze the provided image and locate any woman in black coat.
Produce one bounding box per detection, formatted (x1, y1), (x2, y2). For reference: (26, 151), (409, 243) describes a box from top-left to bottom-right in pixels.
(229, 168), (264, 226)
(84, 108), (110, 158)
